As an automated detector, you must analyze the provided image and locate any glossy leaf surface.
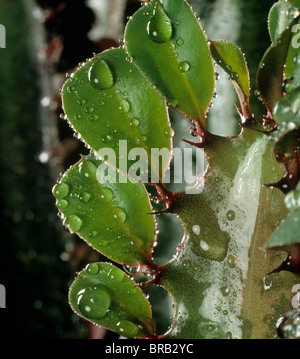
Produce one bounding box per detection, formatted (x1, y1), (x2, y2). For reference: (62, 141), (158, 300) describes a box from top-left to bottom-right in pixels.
(62, 47), (172, 181)
(257, 17), (298, 112)
(268, 1), (298, 43)
(53, 156), (156, 265)
(210, 41), (250, 103)
(125, 0), (215, 125)
(69, 262), (155, 338)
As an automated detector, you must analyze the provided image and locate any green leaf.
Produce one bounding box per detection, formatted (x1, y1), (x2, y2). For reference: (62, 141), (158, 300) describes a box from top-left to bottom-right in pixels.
(288, 0), (300, 10)
(53, 156), (156, 266)
(268, 1), (298, 43)
(210, 41), (250, 103)
(263, 208), (300, 248)
(256, 17), (299, 112)
(62, 47), (172, 182)
(274, 86), (300, 125)
(124, 0), (215, 126)
(69, 262), (156, 338)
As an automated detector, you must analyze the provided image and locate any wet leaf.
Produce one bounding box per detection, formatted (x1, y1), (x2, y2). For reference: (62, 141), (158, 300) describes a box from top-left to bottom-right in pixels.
(256, 17), (299, 112)
(69, 262), (156, 338)
(264, 208), (300, 248)
(124, 0), (215, 126)
(62, 47), (172, 182)
(210, 41), (250, 103)
(273, 86), (300, 125)
(289, 0), (300, 10)
(268, 1), (298, 43)
(53, 156), (156, 265)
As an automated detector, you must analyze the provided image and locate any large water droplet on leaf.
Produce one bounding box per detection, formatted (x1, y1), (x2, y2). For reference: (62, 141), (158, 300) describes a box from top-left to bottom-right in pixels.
(113, 207), (127, 223)
(179, 61), (190, 73)
(116, 320), (139, 337)
(119, 99), (131, 113)
(147, 1), (172, 43)
(276, 309), (300, 339)
(77, 285), (111, 319)
(64, 214), (83, 232)
(53, 182), (69, 199)
(89, 58), (114, 90)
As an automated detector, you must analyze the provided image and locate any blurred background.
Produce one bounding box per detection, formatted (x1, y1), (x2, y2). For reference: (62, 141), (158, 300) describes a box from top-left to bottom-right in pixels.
(0, 0), (275, 339)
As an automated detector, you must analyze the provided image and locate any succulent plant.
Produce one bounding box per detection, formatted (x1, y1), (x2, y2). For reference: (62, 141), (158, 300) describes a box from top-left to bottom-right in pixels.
(53, 0), (300, 339)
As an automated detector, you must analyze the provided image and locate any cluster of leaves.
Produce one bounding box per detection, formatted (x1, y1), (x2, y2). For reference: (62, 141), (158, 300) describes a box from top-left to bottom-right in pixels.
(53, 0), (300, 338)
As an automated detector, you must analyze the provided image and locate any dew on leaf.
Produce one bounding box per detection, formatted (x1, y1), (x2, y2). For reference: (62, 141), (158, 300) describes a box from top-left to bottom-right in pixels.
(53, 182), (69, 199)
(100, 187), (114, 201)
(86, 263), (99, 275)
(108, 267), (125, 282)
(226, 210), (236, 221)
(200, 240), (209, 251)
(276, 309), (300, 339)
(89, 58), (114, 90)
(57, 199), (69, 209)
(77, 285), (111, 319)
(147, 1), (172, 43)
(64, 215), (83, 232)
(119, 99), (131, 113)
(113, 207), (127, 223)
(179, 61), (190, 72)
(81, 192), (91, 203)
(176, 38), (184, 46)
(116, 320), (139, 337)
(192, 224), (200, 236)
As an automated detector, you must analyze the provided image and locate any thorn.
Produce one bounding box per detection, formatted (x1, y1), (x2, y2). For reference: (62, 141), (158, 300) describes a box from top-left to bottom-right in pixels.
(264, 176), (291, 194)
(147, 207), (171, 216)
(182, 138), (204, 148)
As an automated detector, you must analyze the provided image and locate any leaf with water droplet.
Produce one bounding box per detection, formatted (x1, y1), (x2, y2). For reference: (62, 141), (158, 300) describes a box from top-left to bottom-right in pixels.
(273, 86), (300, 125)
(69, 262), (155, 338)
(125, 0), (215, 126)
(62, 48), (171, 182)
(289, 0), (300, 10)
(53, 156), (157, 265)
(210, 41), (250, 106)
(268, 1), (298, 44)
(257, 15), (299, 112)
(147, 1), (172, 43)
(88, 58), (114, 90)
(268, 1), (300, 78)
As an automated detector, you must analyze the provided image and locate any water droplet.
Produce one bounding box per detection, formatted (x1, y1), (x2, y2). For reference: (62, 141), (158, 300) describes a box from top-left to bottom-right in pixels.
(192, 225), (200, 235)
(88, 230), (99, 238)
(132, 118), (140, 127)
(57, 199), (69, 209)
(113, 207), (127, 223)
(226, 210), (235, 221)
(179, 61), (190, 72)
(175, 19), (181, 26)
(77, 285), (111, 319)
(116, 320), (138, 337)
(64, 215), (83, 232)
(200, 240), (209, 251)
(108, 267), (124, 282)
(100, 188), (114, 201)
(81, 192), (91, 203)
(285, 189), (300, 210)
(53, 182), (69, 199)
(89, 58), (114, 90)
(77, 99), (86, 106)
(119, 99), (131, 113)
(276, 309), (300, 339)
(86, 263), (99, 275)
(147, 1), (172, 43)
(176, 38), (184, 46)
(226, 255), (235, 268)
